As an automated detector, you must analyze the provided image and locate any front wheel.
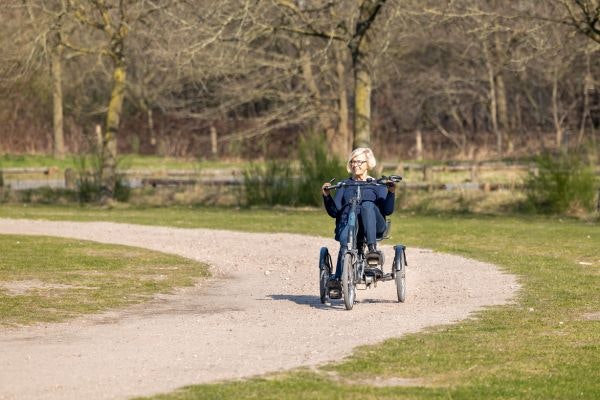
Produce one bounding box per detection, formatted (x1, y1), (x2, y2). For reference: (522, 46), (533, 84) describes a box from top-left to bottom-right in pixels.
(342, 253), (356, 310)
(394, 246), (407, 303)
(319, 247), (332, 304)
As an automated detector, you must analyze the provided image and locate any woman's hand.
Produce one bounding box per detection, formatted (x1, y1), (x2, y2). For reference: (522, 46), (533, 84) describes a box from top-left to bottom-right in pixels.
(386, 181), (396, 193)
(322, 182), (331, 196)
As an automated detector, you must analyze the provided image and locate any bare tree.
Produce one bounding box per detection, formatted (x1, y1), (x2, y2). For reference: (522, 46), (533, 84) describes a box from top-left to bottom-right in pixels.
(59, 0), (167, 199)
(555, 0), (600, 43)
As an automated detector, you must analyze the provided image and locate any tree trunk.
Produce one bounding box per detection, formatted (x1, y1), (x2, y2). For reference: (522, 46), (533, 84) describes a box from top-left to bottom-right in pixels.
(101, 63), (126, 199)
(352, 37), (372, 149)
(483, 41), (501, 155)
(300, 49), (336, 150)
(494, 33), (511, 153)
(335, 44), (349, 158)
(578, 53), (593, 146)
(348, 0), (387, 150)
(51, 40), (65, 159)
(551, 68), (564, 148)
(496, 72), (511, 153)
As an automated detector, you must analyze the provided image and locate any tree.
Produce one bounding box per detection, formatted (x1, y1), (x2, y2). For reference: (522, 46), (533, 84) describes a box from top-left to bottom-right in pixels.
(180, 0), (392, 155)
(273, 0), (389, 149)
(556, 0), (600, 43)
(60, 0), (166, 199)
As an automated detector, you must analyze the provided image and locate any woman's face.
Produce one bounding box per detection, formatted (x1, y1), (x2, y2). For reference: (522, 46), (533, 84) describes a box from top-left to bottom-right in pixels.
(350, 154), (369, 178)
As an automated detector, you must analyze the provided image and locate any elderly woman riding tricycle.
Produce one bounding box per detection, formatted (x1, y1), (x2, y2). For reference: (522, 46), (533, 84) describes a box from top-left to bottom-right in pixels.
(319, 147), (407, 310)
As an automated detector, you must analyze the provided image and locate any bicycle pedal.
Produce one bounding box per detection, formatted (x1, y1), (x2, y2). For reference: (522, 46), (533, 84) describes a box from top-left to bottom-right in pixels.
(366, 251), (384, 266)
(328, 288), (341, 299)
(365, 267), (383, 278)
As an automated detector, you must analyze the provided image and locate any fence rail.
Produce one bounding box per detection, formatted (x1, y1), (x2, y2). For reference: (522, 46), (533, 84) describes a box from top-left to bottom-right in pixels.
(1, 162), (598, 192)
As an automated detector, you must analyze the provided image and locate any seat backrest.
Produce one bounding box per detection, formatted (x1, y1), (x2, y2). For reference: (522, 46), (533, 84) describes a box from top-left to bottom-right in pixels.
(376, 218), (391, 241)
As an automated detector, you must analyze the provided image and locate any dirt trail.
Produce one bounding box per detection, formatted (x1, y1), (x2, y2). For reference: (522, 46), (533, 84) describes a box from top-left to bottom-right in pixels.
(0, 219), (519, 400)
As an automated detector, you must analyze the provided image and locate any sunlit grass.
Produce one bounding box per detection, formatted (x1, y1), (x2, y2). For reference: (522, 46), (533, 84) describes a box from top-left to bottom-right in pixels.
(0, 234), (209, 326)
(1, 205), (598, 398)
(0, 154), (239, 172)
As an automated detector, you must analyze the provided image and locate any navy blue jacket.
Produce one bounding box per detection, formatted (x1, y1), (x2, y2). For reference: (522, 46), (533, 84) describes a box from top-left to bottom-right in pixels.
(323, 177), (395, 241)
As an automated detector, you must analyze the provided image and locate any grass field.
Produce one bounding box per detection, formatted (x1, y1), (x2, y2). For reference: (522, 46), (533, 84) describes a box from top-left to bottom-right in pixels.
(0, 153), (533, 185)
(0, 204), (598, 399)
(0, 234), (209, 326)
(0, 154), (237, 171)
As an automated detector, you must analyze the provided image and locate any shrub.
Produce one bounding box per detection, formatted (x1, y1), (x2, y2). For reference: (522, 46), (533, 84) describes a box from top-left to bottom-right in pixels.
(242, 134), (346, 207)
(74, 153), (131, 204)
(296, 134), (347, 206)
(524, 152), (597, 214)
(242, 161), (297, 206)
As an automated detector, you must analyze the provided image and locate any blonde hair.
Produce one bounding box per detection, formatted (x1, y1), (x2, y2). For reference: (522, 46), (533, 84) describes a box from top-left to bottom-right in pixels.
(346, 147), (377, 173)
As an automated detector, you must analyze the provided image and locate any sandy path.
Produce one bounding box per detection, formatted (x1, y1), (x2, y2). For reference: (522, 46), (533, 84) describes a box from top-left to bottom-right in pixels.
(0, 219), (519, 400)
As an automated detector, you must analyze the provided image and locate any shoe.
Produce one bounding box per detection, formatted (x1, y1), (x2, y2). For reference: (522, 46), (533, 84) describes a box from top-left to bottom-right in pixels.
(366, 244), (384, 266)
(326, 278), (341, 289)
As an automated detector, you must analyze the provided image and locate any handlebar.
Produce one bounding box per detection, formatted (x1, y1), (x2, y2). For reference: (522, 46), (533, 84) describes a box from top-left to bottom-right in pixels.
(324, 175), (402, 191)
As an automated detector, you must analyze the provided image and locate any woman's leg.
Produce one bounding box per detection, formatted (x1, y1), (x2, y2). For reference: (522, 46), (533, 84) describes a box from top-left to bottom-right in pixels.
(360, 201), (386, 246)
(334, 244), (347, 280)
(334, 224), (350, 279)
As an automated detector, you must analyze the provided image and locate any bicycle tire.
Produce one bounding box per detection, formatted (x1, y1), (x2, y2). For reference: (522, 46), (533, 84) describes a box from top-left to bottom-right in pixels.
(342, 252), (355, 310)
(319, 247), (331, 304)
(394, 246), (406, 303)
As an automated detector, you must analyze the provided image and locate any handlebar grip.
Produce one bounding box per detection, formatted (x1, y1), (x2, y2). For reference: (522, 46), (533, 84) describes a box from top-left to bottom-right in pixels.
(386, 175), (403, 182)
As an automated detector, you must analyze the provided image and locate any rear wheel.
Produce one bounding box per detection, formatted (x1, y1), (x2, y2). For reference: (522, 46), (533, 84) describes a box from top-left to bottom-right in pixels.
(394, 246), (406, 303)
(319, 247), (332, 304)
(342, 253), (355, 310)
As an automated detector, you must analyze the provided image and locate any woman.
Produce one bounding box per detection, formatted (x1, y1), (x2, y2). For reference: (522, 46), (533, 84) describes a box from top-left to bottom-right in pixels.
(321, 147), (396, 280)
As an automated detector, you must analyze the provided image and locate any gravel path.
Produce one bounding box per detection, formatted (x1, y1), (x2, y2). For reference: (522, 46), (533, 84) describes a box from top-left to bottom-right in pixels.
(0, 219), (519, 400)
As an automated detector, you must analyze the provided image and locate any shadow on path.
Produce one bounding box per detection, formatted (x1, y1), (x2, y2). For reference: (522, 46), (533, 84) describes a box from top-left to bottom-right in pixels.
(267, 294), (347, 310)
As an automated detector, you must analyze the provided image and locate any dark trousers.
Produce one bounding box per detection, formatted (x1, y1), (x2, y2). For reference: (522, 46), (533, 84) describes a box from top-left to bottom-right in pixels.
(334, 202), (386, 279)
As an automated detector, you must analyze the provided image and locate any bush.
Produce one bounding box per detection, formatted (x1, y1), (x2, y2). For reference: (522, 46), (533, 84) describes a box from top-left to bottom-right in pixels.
(524, 152), (597, 214)
(296, 135), (347, 206)
(242, 161), (297, 206)
(17, 188), (78, 204)
(242, 134), (346, 207)
(74, 153), (131, 204)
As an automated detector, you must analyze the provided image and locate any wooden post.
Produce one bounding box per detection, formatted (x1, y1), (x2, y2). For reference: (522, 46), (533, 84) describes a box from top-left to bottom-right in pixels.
(415, 129), (423, 161)
(394, 162), (404, 176)
(470, 164), (478, 182)
(95, 124), (103, 150)
(64, 168), (76, 189)
(423, 165), (432, 182)
(210, 126), (218, 158)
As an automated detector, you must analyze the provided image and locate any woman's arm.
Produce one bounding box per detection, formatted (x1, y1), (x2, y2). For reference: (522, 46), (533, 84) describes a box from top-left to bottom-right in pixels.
(375, 185), (395, 216)
(323, 194), (338, 218)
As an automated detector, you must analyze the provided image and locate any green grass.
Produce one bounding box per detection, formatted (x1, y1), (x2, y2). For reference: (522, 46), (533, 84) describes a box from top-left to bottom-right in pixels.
(0, 234), (209, 326)
(0, 205), (598, 399)
(1, 154), (538, 184)
(0, 154), (239, 172)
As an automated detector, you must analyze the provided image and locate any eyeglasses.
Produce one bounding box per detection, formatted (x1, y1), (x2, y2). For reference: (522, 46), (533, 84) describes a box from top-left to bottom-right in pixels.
(350, 160), (367, 166)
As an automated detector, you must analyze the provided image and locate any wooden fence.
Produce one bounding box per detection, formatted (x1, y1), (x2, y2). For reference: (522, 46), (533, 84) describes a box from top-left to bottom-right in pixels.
(1, 162), (599, 193)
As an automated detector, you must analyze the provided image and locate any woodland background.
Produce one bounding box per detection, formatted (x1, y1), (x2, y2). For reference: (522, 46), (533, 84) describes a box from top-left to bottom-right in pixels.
(1, 0), (598, 165)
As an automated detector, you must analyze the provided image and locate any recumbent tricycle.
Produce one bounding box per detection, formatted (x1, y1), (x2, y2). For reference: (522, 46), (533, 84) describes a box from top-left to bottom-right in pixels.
(319, 175), (407, 310)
